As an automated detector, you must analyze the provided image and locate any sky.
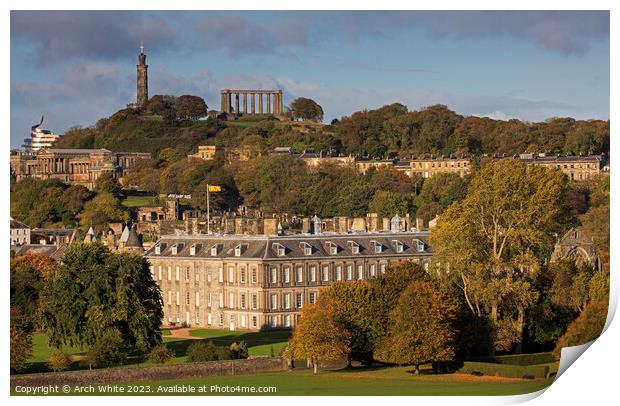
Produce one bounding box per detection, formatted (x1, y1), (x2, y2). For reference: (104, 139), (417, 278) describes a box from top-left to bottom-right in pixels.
(10, 10), (610, 148)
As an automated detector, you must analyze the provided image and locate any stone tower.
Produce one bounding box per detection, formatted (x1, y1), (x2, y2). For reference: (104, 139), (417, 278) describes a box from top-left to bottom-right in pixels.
(136, 45), (148, 108)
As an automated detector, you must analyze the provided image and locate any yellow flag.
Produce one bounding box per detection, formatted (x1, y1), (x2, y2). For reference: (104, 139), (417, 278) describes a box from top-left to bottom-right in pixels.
(208, 185), (222, 192)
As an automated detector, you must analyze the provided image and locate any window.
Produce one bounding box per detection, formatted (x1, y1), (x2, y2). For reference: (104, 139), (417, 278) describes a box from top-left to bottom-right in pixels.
(356, 265), (363, 280)
(336, 265), (342, 281)
(309, 292), (316, 304)
(283, 267), (291, 283)
(171, 244), (178, 255)
(327, 242), (338, 255)
(228, 292), (234, 309)
(185, 268), (190, 281)
(296, 293), (303, 308)
(195, 292), (200, 306)
(207, 313), (212, 325)
(301, 242), (312, 256)
(284, 293), (291, 309)
(252, 316), (257, 328)
(207, 293), (212, 307)
(322, 266), (329, 282)
(348, 241), (360, 254)
(241, 293), (246, 309)
(219, 293), (224, 308)
(189, 244), (196, 256)
(195, 269), (200, 282)
(296, 267), (303, 283)
(220, 314), (224, 325)
(235, 245), (242, 257)
(271, 294), (278, 310)
(175, 266), (180, 281)
(158, 266), (162, 280)
(251, 268), (257, 283)
(372, 241), (383, 253)
(240, 268), (246, 283)
(270, 268), (277, 284)
(207, 270), (212, 283)
(168, 291), (172, 305)
(345, 265), (352, 280)
(252, 294), (257, 310)
(211, 245), (218, 256)
(309, 266), (317, 282)
(228, 267), (235, 283)
(284, 315), (291, 328)
(186, 292), (190, 305)
(240, 315), (246, 328)
(394, 241), (404, 253)
(380, 263), (386, 274)
(370, 264), (376, 277)
(273, 243), (286, 256)
(176, 291), (180, 305)
(270, 316), (277, 328)
(415, 239), (425, 252)
(167, 266), (172, 281)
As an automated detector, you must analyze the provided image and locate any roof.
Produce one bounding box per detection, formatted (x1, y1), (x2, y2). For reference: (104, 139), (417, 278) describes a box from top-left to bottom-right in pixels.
(119, 226), (130, 243)
(12, 243), (68, 261)
(10, 218), (29, 229)
(125, 226), (142, 248)
(145, 231), (431, 261)
(44, 148), (112, 154)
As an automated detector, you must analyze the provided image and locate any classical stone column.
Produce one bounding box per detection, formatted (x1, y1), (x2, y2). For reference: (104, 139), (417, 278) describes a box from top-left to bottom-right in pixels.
(266, 93), (271, 114)
(251, 93), (255, 114)
(279, 90), (284, 115)
(259, 93), (263, 114)
(243, 93), (248, 114)
(235, 93), (240, 115)
(220, 91), (227, 113)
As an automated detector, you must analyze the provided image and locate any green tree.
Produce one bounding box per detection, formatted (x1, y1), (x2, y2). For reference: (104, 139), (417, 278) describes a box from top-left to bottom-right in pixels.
(94, 172), (121, 195)
(158, 147), (183, 164)
(175, 95), (208, 120)
(415, 172), (468, 221)
(40, 243), (163, 353)
(290, 97), (324, 122)
(78, 192), (128, 231)
(368, 190), (414, 218)
(374, 280), (457, 374)
(430, 160), (575, 353)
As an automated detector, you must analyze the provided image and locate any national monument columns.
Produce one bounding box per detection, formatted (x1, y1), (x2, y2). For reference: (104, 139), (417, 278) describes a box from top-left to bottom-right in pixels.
(220, 89), (284, 116)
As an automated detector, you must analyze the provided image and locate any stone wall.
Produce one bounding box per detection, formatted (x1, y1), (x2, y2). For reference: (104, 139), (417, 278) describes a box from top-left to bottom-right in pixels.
(10, 357), (287, 392)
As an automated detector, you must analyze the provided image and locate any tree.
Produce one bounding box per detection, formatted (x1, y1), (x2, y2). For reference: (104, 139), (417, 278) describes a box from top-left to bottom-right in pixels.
(94, 172), (121, 195)
(148, 344), (175, 364)
(187, 340), (230, 362)
(78, 192), (128, 231)
(374, 280), (457, 374)
(290, 97), (324, 122)
(10, 325), (32, 373)
(553, 300), (608, 359)
(548, 259), (596, 313)
(319, 281), (376, 364)
(40, 243), (163, 353)
(158, 147), (183, 164)
(415, 172), (468, 221)
(48, 351), (72, 372)
(368, 190), (414, 218)
(175, 95), (208, 120)
(430, 160), (575, 353)
(285, 303), (349, 373)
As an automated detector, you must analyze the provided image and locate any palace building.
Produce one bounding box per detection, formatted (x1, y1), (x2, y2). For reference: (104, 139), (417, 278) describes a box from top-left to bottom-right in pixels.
(145, 226), (432, 331)
(10, 148), (150, 190)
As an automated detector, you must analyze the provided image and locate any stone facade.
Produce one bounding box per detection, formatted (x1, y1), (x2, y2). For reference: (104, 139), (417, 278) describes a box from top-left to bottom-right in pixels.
(514, 153), (604, 181)
(145, 231), (432, 330)
(10, 148), (150, 190)
(189, 145), (256, 162)
(551, 227), (601, 270)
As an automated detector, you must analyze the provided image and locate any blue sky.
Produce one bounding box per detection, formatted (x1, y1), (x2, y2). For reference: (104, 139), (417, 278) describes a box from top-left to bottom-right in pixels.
(10, 11), (609, 148)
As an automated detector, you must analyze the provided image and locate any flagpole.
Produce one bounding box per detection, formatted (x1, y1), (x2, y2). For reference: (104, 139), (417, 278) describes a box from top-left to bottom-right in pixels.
(207, 184), (210, 234)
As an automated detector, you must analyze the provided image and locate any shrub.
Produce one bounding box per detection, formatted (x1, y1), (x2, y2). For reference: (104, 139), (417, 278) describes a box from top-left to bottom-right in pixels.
(230, 341), (249, 359)
(90, 329), (127, 368)
(48, 351), (72, 372)
(148, 344), (175, 364)
(187, 340), (231, 363)
(469, 352), (556, 366)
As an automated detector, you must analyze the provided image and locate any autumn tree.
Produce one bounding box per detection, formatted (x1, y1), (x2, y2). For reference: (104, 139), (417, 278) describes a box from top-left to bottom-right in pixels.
(290, 97), (324, 122)
(430, 160), (575, 353)
(78, 192), (128, 231)
(40, 243), (163, 353)
(553, 300), (608, 360)
(374, 280), (457, 374)
(285, 303), (349, 373)
(94, 172), (121, 195)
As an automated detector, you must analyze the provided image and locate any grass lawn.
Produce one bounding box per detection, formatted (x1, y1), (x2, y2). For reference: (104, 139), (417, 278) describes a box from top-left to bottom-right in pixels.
(121, 195), (162, 208)
(22, 329), (290, 374)
(188, 328), (291, 356)
(40, 366), (553, 396)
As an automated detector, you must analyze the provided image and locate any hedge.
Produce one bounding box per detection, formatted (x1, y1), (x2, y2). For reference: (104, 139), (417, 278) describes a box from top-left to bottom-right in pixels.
(458, 361), (550, 379)
(466, 352), (556, 366)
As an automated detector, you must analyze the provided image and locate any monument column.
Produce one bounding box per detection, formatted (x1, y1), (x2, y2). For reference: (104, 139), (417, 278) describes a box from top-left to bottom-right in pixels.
(266, 93), (271, 114)
(278, 90), (284, 115)
(259, 93), (263, 114)
(243, 93), (248, 114)
(251, 93), (255, 114)
(235, 93), (240, 115)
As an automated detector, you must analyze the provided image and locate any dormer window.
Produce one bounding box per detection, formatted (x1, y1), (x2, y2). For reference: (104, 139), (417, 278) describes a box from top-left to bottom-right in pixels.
(300, 242), (313, 256)
(171, 244), (178, 255)
(190, 244), (197, 256)
(414, 239), (425, 252)
(371, 240), (383, 254)
(273, 243), (286, 257)
(392, 240), (404, 253)
(348, 241), (360, 254)
(234, 244), (247, 257)
(210, 244), (219, 256)
(155, 244), (161, 255)
(326, 241), (338, 255)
